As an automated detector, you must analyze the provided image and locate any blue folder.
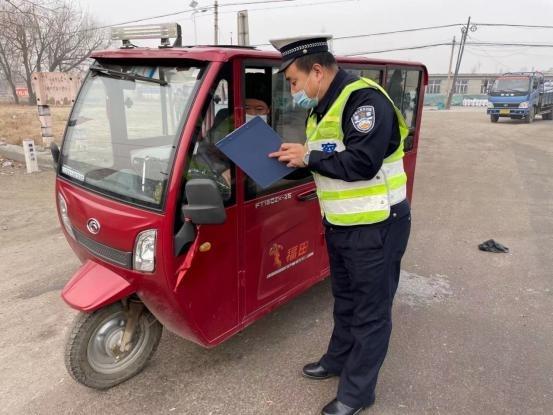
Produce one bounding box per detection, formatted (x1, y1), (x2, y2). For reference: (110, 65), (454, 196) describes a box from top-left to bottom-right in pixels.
(215, 116), (297, 189)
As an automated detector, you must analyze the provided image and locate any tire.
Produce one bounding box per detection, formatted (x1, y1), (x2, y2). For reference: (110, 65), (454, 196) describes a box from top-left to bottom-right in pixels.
(490, 114), (499, 123)
(64, 302), (163, 389)
(525, 106), (535, 123)
(543, 111), (553, 120)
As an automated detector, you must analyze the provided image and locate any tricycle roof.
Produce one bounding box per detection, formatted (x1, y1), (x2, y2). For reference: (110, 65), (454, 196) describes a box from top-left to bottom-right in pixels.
(90, 46), (427, 74)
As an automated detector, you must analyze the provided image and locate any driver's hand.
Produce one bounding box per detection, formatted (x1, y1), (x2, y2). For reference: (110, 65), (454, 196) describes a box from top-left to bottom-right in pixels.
(221, 169), (231, 185)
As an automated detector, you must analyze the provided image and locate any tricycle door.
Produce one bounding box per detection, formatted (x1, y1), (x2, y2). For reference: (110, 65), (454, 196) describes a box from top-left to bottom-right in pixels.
(385, 67), (424, 202)
(241, 64), (327, 319)
(172, 63), (240, 342)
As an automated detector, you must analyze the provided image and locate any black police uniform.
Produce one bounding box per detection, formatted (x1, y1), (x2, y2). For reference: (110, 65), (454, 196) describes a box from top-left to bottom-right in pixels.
(306, 68), (411, 408)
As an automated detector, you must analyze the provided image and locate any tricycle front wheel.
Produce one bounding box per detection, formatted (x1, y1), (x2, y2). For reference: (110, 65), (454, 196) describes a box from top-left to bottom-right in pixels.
(64, 301), (162, 389)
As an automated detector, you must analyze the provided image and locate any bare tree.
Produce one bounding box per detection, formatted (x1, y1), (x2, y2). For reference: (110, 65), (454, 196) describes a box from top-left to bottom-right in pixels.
(0, 22), (22, 104)
(45, 1), (106, 72)
(0, 0), (107, 104)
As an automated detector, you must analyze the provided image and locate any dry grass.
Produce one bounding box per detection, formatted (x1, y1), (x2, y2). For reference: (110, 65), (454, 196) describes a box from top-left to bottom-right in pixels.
(0, 104), (71, 146)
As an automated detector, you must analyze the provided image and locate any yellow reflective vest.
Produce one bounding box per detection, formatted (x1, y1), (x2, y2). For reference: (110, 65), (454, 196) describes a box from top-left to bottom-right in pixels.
(306, 77), (409, 226)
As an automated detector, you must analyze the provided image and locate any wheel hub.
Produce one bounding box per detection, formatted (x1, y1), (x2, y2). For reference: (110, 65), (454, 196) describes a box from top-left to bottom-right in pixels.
(86, 311), (149, 374)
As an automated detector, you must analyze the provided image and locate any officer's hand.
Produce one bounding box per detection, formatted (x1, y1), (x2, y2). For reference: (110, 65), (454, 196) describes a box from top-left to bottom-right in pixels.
(269, 143), (306, 168)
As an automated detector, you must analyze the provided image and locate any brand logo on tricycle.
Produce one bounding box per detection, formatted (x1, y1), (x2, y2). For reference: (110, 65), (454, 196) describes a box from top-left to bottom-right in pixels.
(269, 243), (284, 268)
(267, 240), (314, 279)
(86, 218), (101, 234)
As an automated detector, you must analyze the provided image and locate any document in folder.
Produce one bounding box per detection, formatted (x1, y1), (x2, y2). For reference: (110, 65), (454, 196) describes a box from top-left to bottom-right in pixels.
(215, 116), (297, 189)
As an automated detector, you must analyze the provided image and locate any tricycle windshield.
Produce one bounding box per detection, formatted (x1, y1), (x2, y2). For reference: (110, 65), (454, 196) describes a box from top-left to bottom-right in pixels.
(60, 60), (207, 210)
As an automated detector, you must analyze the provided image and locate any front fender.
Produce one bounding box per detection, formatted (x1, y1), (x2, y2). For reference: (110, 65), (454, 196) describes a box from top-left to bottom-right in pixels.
(61, 260), (135, 313)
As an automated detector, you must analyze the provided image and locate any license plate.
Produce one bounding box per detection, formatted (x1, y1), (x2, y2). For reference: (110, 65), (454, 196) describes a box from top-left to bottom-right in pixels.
(500, 109), (510, 115)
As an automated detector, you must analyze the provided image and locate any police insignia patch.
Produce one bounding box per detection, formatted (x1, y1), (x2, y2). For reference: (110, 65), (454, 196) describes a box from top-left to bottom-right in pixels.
(351, 105), (375, 133)
(321, 142), (337, 153)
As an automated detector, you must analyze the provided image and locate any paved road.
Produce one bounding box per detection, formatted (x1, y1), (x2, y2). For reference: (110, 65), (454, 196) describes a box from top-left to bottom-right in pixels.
(1, 108), (552, 414)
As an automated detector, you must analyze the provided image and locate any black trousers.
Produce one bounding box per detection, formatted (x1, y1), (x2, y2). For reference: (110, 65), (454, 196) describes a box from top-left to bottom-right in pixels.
(319, 211), (411, 408)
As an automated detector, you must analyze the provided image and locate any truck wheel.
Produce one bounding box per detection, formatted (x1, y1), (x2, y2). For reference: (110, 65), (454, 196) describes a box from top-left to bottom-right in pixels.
(490, 114), (499, 123)
(64, 302), (162, 389)
(525, 106), (535, 123)
(543, 111), (553, 120)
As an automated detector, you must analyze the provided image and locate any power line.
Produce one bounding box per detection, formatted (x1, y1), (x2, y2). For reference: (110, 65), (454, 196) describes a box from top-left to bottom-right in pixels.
(253, 22), (463, 47)
(467, 42), (553, 47)
(75, 0), (298, 33)
(335, 23), (463, 42)
(346, 41), (553, 56)
(200, 0), (358, 18)
(346, 42), (453, 55)
(466, 33), (530, 58)
(474, 22), (553, 29)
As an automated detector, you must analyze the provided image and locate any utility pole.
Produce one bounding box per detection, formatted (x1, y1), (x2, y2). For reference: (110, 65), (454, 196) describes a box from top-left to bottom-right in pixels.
(446, 17), (475, 109)
(237, 10), (250, 46)
(214, 0), (219, 45)
(445, 36), (456, 100)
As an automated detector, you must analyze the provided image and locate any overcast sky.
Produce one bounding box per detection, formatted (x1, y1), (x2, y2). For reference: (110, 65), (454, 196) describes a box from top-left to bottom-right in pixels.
(78, 0), (553, 74)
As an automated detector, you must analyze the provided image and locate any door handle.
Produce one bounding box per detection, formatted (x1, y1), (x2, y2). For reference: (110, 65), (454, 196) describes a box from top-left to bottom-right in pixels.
(297, 189), (318, 201)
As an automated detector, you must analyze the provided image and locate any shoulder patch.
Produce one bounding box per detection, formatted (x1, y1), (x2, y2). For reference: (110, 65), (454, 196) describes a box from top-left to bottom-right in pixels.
(351, 105), (375, 133)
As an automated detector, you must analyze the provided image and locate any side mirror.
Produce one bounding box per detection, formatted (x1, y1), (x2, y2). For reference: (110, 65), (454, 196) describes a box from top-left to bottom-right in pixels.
(51, 142), (60, 169)
(182, 179), (226, 224)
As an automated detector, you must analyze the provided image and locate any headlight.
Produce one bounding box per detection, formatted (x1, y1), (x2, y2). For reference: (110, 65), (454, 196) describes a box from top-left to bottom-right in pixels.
(487, 102), (494, 109)
(519, 101), (529, 109)
(57, 193), (75, 239)
(133, 229), (157, 273)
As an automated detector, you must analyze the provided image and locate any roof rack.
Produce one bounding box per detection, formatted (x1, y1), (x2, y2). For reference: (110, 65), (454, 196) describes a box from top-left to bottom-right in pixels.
(186, 44), (257, 50)
(111, 23), (182, 49)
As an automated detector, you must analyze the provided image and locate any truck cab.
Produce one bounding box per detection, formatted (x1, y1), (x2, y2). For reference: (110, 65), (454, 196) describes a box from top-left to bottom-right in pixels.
(487, 71), (553, 123)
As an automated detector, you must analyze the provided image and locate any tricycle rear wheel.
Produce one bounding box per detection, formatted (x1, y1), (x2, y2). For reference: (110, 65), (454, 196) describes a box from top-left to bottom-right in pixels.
(64, 302), (162, 389)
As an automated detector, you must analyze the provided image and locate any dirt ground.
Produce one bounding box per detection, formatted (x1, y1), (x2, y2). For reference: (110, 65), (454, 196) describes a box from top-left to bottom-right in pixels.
(0, 104), (70, 146)
(0, 108), (552, 415)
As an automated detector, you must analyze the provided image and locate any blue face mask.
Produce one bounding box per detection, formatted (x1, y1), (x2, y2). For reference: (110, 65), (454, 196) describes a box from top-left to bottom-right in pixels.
(292, 71), (320, 109)
(293, 90), (318, 109)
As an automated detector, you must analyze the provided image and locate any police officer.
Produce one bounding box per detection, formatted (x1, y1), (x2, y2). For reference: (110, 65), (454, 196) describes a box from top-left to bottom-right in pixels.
(269, 35), (411, 415)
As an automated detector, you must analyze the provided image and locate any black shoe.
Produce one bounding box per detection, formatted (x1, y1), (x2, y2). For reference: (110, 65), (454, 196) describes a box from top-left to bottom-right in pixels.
(321, 399), (363, 415)
(302, 362), (336, 380)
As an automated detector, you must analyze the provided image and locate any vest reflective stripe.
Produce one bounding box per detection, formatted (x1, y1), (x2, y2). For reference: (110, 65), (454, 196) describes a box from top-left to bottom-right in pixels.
(325, 210), (391, 227)
(318, 170), (407, 201)
(323, 194), (389, 214)
(306, 77), (409, 226)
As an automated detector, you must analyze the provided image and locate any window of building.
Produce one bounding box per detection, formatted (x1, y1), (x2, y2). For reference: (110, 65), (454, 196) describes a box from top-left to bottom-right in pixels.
(454, 79), (469, 94)
(426, 79), (441, 94)
(480, 79), (492, 94)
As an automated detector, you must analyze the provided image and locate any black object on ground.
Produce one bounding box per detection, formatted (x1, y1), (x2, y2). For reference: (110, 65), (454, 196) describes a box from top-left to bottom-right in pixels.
(479, 239), (510, 253)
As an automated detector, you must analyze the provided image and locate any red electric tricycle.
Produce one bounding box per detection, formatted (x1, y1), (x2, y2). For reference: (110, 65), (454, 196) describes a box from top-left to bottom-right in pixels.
(52, 24), (427, 389)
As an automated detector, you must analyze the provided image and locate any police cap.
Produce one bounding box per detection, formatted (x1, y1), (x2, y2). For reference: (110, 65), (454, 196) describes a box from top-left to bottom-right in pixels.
(269, 34), (333, 72)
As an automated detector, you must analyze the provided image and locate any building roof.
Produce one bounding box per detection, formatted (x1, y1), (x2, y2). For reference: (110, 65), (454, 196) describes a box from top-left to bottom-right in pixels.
(430, 72), (553, 79)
